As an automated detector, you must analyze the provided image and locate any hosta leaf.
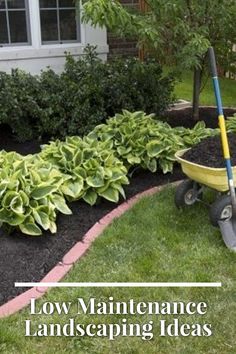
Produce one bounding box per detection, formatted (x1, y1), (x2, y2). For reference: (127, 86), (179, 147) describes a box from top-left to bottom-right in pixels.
(10, 196), (24, 214)
(31, 185), (58, 199)
(19, 190), (29, 206)
(146, 141), (165, 158)
(117, 146), (132, 156)
(86, 173), (104, 188)
(82, 189), (98, 206)
(19, 221), (42, 236)
(50, 194), (72, 215)
(74, 166), (87, 179)
(146, 158), (157, 173)
(0, 181), (8, 197)
(30, 170), (41, 185)
(2, 191), (19, 208)
(99, 187), (119, 203)
(111, 183), (126, 199)
(110, 169), (126, 182)
(49, 221), (57, 234)
(126, 155), (141, 165)
(33, 209), (51, 230)
(73, 150), (84, 166)
(60, 145), (74, 161)
(61, 177), (84, 199)
(159, 159), (173, 174)
(0, 209), (25, 226)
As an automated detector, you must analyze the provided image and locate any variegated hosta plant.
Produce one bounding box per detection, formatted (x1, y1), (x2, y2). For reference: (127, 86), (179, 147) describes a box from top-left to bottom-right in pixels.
(40, 137), (129, 206)
(88, 110), (214, 174)
(0, 151), (72, 236)
(88, 110), (184, 174)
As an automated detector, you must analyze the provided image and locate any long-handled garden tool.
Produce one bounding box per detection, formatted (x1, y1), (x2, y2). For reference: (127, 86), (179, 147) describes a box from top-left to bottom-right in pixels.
(208, 47), (236, 250)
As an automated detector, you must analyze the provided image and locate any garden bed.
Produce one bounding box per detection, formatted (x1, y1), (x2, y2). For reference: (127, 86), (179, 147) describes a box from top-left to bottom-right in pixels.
(0, 105), (233, 306)
(164, 106), (236, 129)
(0, 164), (184, 306)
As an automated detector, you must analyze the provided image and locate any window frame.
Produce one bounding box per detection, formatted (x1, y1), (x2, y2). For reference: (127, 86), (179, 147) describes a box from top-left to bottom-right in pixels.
(0, 0), (31, 47)
(39, 0), (81, 45)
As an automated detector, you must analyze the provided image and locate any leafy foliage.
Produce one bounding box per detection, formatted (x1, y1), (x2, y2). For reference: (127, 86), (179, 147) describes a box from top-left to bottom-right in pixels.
(40, 137), (129, 205)
(226, 114), (236, 132)
(0, 151), (71, 236)
(82, 0), (236, 72)
(82, 0), (236, 120)
(88, 110), (214, 174)
(0, 47), (174, 142)
(0, 70), (43, 141)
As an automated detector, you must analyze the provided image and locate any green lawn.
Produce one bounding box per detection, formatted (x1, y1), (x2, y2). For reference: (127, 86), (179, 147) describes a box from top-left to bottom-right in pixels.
(1, 186), (236, 354)
(172, 70), (236, 107)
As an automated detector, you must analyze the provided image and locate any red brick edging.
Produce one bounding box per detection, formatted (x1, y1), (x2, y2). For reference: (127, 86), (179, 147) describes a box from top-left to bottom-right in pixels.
(0, 183), (177, 318)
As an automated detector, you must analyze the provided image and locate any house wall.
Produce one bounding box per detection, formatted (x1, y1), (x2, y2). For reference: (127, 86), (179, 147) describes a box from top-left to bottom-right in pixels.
(0, 1), (108, 74)
(107, 0), (139, 59)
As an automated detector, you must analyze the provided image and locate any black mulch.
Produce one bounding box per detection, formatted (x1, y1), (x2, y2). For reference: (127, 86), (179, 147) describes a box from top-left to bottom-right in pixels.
(183, 133), (236, 168)
(163, 106), (236, 129)
(0, 106), (234, 306)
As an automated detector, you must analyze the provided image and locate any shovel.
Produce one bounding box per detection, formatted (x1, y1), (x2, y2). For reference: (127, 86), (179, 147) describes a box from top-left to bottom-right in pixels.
(208, 47), (236, 250)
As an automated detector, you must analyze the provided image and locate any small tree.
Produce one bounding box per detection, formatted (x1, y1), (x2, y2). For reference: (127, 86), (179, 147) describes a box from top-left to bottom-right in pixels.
(81, 0), (236, 120)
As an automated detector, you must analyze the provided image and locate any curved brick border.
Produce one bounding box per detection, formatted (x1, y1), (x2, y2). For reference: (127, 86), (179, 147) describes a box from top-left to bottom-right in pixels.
(0, 182), (179, 318)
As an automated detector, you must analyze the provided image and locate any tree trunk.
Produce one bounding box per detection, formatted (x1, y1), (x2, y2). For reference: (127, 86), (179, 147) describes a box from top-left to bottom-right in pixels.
(192, 67), (202, 121)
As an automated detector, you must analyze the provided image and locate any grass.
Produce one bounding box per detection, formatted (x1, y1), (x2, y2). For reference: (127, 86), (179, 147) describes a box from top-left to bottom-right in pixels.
(1, 186), (236, 353)
(172, 70), (236, 107)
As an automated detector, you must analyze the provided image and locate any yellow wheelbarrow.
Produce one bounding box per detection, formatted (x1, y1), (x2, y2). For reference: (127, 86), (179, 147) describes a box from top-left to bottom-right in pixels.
(175, 149), (236, 228)
(175, 47), (236, 250)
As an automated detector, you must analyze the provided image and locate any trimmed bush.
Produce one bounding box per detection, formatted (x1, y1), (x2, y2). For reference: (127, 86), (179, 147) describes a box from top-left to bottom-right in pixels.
(0, 46), (175, 142)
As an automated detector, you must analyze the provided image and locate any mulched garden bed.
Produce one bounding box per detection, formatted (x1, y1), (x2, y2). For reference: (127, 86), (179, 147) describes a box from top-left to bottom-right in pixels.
(183, 133), (236, 168)
(0, 106), (234, 307)
(163, 106), (236, 129)
(0, 166), (184, 306)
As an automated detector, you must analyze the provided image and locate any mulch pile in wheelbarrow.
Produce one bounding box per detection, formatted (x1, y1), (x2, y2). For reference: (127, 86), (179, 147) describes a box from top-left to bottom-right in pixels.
(183, 133), (236, 168)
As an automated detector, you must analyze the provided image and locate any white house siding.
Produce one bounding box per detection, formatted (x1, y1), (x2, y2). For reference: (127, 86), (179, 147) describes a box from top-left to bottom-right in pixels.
(0, 0), (108, 74)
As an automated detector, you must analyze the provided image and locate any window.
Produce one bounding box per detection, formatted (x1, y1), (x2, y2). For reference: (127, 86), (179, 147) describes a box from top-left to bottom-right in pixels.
(39, 0), (80, 44)
(0, 0), (30, 46)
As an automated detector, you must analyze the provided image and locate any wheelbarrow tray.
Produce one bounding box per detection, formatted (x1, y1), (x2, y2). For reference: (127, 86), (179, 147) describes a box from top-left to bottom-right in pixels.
(175, 149), (236, 192)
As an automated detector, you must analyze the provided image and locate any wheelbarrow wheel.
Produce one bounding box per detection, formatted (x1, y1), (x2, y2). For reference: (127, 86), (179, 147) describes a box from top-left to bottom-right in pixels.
(175, 179), (201, 208)
(210, 195), (232, 227)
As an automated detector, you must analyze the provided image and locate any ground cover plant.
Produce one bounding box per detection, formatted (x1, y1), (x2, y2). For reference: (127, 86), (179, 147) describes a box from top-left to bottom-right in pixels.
(0, 111), (215, 236)
(0, 151), (71, 236)
(0, 187), (235, 353)
(40, 136), (129, 205)
(89, 110), (214, 174)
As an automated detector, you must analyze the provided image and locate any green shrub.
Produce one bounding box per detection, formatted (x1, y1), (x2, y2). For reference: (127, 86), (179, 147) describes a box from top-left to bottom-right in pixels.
(102, 57), (175, 117)
(0, 46), (175, 141)
(40, 136), (129, 205)
(0, 151), (71, 236)
(0, 70), (43, 141)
